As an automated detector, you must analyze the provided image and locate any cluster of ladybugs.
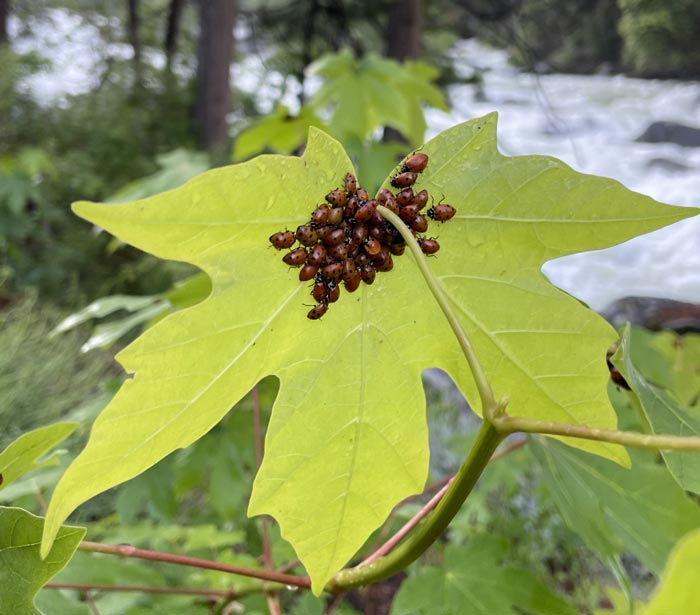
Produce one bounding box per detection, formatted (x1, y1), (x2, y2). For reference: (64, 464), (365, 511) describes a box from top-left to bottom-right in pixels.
(269, 153), (456, 319)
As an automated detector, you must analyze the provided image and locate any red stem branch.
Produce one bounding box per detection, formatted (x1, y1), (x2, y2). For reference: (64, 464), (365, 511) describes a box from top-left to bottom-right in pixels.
(361, 436), (528, 564)
(77, 541), (311, 589)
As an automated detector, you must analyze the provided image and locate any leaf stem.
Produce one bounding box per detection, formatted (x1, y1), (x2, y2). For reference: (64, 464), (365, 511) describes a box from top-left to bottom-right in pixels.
(327, 418), (505, 592)
(377, 205), (498, 415)
(494, 416), (700, 451)
(77, 541), (311, 589)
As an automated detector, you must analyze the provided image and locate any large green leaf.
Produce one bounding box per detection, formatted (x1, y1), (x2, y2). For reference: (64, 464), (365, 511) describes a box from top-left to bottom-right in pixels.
(645, 529), (700, 615)
(41, 117), (697, 592)
(0, 423), (77, 490)
(615, 324), (700, 493)
(391, 537), (578, 615)
(0, 507), (85, 615)
(531, 437), (700, 583)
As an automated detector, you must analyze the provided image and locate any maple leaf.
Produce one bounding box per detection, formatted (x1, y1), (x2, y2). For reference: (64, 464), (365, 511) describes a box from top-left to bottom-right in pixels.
(41, 114), (698, 592)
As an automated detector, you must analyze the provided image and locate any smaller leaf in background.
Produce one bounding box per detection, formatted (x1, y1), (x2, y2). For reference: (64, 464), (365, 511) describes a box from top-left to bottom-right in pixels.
(391, 536), (578, 615)
(645, 529), (700, 615)
(233, 104), (324, 162)
(530, 436), (700, 596)
(308, 50), (446, 145)
(52, 273), (212, 352)
(35, 589), (91, 615)
(0, 423), (77, 491)
(55, 551), (165, 587)
(614, 324), (700, 494)
(107, 149), (210, 203)
(0, 506), (85, 615)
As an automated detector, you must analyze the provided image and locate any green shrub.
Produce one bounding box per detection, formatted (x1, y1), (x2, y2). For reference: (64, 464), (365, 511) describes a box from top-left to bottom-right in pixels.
(618, 0), (700, 77)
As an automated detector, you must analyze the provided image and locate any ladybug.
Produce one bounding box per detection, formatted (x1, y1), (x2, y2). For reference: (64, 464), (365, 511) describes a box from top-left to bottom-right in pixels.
(344, 197), (359, 220)
(378, 188), (394, 204)
(418, 237), (440, 255)
(327, 282), (341, 303)
(396, 188), (414, 207)
(324, 228), (347, 248)
(427, 203), (456, 222)
(328, 206), (344, 225)
(307, 302), (329, 320)
(325, 189), (347, 207)
(369, 224), (384, 241)
(307, 243), (327, 267)
(329, 242), (348, 260)
(342, 258), (358, 282)
(356, 187), (369, 202)
(296, 224), (318, 247)
(344, 270), (361, 293)
(362, 236), (381, 257)
(345, 173), (358, 194)
(299, 263), (319, 281)
(311, 204), (330, 227)
(360, 265), (376, 285)
(401, 152), (429, 174)
(399, 204), (420, 223)
(411, 214), (428, 233)
(351, 224), (368, 245)
(321, 262), (343, 280)
(355, 199), (377, 223)
(389, 242), (405, 256)
(376, 254), (394, 272)
(413, 189), (429, 210)
(269, 230), (295, 250)
(391, 172), (418, 189)
(312, 280), (328, 302)
(283, 247), (308, 267)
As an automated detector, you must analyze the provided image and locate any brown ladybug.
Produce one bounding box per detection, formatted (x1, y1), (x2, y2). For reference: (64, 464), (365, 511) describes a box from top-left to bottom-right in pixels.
(283, 247), (308, 267)
(325, 189), (347, 207)
(312, 281), (328, 302)
(396, 188), (414, 207)
(401, 152), (429, 174)
(307, 243), (327, 267)
(427, 203), (456, 222)
(299, 263), (319, 281)
(418, 237), (440, 255)
(391, 172), (418, 189)
(413, 189), (429, 210)
(328, 206), (344, 225)
(269, 230), (295, 250)
(296, 224), (318, 246)
(307, 302), (328, 320)
(411, 214), (428, 233)
(345, 173), (358, 194)
(311, 204), (330, 227)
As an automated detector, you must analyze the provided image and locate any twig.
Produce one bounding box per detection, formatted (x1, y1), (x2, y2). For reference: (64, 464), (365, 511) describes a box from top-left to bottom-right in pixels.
(77, 541), (311, 589)
(83, 590), (100, 615)
(361, 437), (528, 564)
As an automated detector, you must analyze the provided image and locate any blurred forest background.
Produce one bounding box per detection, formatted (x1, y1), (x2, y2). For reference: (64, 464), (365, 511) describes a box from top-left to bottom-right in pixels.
(1, 1), (700, 614)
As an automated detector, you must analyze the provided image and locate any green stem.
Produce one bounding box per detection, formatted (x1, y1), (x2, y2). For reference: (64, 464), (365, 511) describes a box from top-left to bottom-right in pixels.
(327, 419), (505, 592)
(377, 205), (498, 415)
(495, 416), (700, 451)
(323, 207), (507, 593)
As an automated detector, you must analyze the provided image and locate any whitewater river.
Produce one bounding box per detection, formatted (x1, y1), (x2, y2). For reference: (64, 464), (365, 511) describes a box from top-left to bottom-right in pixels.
(12, 16), (700, 311)
(427, 40), (700, 311)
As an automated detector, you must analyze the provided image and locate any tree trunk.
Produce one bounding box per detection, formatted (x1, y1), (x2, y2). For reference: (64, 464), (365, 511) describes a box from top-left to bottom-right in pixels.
(164, 0), (184, 72)
(386, 0), (423, 62)
(127, 0), (142, 87)
(0, 0), (10, 46)
(195, 0), (237, 156)
(384, 0), (423, 144)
